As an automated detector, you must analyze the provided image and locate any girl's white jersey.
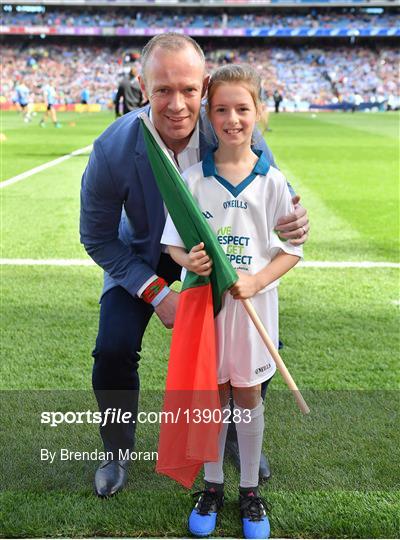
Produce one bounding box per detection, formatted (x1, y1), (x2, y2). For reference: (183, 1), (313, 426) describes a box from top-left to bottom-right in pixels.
(162, 150), (302, 291)
(162, 150), (303, 386)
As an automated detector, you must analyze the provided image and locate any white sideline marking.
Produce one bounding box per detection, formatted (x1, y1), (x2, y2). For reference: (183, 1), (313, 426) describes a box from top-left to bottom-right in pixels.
(299, 261), (399, 269)
(0, 259), (399, 268)
(0, 145), (93, 189)
(0, 259), (95, 266)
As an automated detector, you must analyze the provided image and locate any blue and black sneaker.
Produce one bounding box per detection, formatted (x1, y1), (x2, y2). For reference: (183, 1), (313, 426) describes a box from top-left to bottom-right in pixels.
(239, 487), (270, 539)
(188, 483), (224, 537)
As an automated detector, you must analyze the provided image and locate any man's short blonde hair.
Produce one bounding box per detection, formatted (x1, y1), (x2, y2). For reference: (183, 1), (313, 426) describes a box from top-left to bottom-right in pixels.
(141, 33), (205, 82)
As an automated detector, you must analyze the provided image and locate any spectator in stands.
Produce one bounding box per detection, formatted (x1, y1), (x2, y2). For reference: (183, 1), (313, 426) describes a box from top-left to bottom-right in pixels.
(2, 44), (399, 110)
(114, 66), (143, 116)
(2, 8), (398, 31)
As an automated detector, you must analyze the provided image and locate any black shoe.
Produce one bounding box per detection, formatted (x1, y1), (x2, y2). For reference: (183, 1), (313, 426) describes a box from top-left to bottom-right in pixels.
(259, 452), (271, 483)
(94, 459), (129, 497)
(225, 439), (271, 482)
(239, 488), (271, 539)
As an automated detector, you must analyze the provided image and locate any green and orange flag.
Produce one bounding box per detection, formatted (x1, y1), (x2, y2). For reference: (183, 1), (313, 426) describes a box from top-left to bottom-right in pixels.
(140, 113), (237, 487)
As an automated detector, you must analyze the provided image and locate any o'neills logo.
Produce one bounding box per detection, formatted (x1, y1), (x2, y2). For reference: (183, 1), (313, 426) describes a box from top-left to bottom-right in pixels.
(223, 199), (248, 210)
(255, 363), (271, 375)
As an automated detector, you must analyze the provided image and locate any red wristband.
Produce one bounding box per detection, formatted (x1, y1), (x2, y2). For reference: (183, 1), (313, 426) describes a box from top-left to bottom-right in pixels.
(141, 277), (167, 304)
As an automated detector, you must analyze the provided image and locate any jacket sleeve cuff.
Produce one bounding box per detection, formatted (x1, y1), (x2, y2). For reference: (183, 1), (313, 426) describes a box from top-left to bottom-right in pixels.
(137, 274), (158, 298)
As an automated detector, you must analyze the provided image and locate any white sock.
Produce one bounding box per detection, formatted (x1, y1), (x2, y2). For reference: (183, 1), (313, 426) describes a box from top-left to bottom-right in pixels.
(234, 400), (264, 488)
(203, 403), (230, 485)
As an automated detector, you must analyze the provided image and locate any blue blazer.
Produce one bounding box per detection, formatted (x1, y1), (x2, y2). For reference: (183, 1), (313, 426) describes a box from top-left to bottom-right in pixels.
(80, 105), (276, 298)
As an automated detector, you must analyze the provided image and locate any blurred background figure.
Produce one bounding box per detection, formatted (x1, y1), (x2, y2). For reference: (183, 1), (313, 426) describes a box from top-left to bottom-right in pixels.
(114, 67), (143, 117)
(81, 87), (90, 105)
(14, 80), (32, 123)
(40, 83), (61, 128)
(260, 80), (271, 135)
(273, 89), (283, 113)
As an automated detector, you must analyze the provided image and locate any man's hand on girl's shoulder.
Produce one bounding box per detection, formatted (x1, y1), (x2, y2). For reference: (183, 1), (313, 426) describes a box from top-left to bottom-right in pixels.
(275, 195), (310, 246)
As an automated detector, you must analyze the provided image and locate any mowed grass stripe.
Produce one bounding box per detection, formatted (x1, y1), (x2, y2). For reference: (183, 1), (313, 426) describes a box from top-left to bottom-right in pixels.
(1, 112), (399, 538)
(1, 490), (397, 538)
(314, 110), (400, 139)
(0, 144), (92, 188)
(271, 159), (366, 262)
(2, 112), (398, 263)
(1, 264), (399, 536)
(1, 155), (90, 259)
(267, 113), (399, 262)
(1, 386), (399, 535)
(0, 111), (112, 180)
(2, 119), (397, 263)
(1, 266), (398, 390)
(0, 265), (399, 536)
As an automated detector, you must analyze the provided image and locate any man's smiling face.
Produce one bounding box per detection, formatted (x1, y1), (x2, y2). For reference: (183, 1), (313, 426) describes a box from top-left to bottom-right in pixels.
(139, 45), (208, 154)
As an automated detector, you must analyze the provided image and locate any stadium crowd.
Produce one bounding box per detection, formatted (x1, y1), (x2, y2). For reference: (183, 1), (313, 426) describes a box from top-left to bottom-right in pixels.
(1, 44), (399, 110)
(2, 8), (399, 29)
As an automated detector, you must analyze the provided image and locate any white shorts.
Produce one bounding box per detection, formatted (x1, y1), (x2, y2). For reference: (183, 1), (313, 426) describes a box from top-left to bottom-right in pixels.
(215, 288), (278, 387)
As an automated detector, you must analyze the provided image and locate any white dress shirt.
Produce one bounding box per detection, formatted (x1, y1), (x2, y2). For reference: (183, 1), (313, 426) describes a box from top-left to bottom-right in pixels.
(137, 114), (200, 302)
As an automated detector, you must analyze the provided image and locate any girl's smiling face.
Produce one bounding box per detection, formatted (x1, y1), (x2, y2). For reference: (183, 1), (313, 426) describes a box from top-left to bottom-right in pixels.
(208, 83), (260, 149)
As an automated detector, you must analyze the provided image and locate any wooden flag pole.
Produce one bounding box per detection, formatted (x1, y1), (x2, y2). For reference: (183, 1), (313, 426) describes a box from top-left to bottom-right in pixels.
(241, 298), (310, 415)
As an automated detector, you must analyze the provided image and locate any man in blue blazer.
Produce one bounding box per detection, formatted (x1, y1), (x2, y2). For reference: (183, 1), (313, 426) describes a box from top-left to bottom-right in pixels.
(80, 33), (309, 497)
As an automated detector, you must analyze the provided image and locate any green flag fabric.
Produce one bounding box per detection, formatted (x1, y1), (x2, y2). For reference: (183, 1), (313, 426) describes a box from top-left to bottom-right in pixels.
(139, 114), (237, 314)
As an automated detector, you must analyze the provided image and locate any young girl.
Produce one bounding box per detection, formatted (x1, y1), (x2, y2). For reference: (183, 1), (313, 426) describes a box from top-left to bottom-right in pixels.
(161, 64), (303, 539)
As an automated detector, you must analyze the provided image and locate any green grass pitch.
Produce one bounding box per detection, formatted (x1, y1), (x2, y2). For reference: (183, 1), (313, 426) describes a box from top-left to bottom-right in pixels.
(0, 110), (399, 538)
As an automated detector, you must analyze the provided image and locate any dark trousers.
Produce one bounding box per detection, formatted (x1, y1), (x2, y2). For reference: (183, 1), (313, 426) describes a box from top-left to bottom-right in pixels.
(92, 254), (181, 454)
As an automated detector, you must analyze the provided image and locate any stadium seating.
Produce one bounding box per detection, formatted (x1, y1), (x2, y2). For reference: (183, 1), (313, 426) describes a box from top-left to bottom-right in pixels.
(1, 8), (399, 31)
(2, 44), (398, 110)
(1, 3), (398, 110)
